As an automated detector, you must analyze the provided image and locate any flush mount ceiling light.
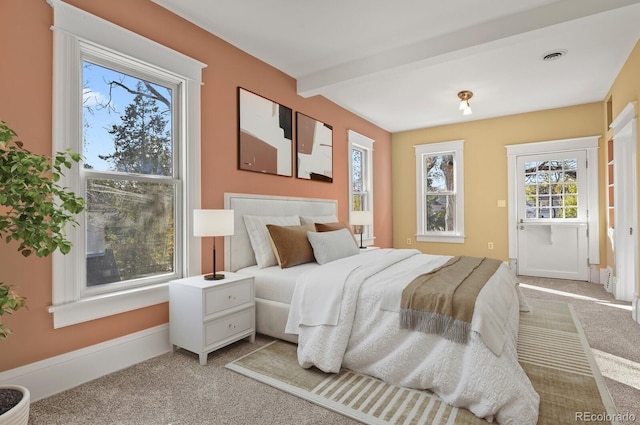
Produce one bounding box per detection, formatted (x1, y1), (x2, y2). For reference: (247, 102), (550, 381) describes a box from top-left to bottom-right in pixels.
(457, 90), (473, 115)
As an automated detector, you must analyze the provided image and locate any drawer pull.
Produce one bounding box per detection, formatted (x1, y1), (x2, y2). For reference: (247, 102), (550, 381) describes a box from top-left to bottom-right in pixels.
(228, 323), (236, 329)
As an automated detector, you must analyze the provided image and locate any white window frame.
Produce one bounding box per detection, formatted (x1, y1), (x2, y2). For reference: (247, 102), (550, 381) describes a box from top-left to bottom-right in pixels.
(415, 140), (465, 243)
(48, 0), (206, 328)
(348, 130), (375, 246)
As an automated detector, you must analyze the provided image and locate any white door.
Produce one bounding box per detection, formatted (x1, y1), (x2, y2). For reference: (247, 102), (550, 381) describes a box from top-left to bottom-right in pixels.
(516, 151), (589, 280)
(612, 113), (638, 303)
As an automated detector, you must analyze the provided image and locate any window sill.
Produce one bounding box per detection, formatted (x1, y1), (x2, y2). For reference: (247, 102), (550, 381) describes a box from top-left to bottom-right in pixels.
(416, 234), (465, 244)
(48, 283), (169, 329)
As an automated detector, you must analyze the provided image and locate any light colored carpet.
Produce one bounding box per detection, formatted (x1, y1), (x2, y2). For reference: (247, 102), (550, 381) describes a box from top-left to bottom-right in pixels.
(27, 277), (640, 424)
(226, 300), (617, 425)
(518, 276), (640, 425)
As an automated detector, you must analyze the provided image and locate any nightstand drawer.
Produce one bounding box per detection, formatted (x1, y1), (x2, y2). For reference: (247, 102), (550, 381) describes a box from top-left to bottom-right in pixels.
(204, 308), (253, 346)
(204, 279), (252, 315)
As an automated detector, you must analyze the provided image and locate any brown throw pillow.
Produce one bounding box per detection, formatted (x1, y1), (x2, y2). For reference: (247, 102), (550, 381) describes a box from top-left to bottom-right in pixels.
(266, 224), (316, 268)
(314, 222), (358, 246)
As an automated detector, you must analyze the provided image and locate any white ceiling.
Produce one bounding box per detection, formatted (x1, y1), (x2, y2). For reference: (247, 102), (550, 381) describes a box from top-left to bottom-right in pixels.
(152, 0), (640, 133)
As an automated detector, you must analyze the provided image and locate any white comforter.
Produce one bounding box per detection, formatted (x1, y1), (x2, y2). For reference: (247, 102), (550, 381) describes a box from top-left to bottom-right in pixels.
(285, 249), (539, 425)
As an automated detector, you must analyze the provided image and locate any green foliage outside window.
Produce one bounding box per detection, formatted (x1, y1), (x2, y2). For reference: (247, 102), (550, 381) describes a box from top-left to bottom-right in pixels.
(83, 62), (176, 285)
(524, 159), (578, 219)
(425, 154), (454, 232)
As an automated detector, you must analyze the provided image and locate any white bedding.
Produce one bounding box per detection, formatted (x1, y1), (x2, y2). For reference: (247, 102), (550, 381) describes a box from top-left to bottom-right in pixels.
(285, 249), (539, 425)
(239, 262), (318, 303)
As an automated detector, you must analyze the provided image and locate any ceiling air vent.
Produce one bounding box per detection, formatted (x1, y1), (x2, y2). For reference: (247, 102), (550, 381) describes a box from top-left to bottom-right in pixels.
(541, 49), (567, 62)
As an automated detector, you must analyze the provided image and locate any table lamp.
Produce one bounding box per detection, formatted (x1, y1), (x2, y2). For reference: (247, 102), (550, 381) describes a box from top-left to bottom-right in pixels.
(193, 209), (234, 280)
(350, 210), (373, 249)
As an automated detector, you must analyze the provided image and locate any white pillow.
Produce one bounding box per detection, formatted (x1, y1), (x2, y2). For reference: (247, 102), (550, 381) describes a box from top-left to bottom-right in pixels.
(299, 215), (337, 225)
(243, 215), (301, 268)
(307, 228), (359, 265)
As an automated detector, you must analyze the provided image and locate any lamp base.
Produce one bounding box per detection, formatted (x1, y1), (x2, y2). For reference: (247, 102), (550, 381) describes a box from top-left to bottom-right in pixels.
(204, 273), (225, 281)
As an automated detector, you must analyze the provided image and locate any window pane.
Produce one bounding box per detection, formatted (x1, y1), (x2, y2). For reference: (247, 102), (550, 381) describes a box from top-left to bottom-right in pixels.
(352, 149), (363, 192)
(426, 194), (455, 231)
(522, 156), (579, 220)
(538, 183), (549, 195)
(83, 61), (173, 176)
(352, 193), (366, 212)
(425, 154), (454, 193)
(86, 178), (176, 286)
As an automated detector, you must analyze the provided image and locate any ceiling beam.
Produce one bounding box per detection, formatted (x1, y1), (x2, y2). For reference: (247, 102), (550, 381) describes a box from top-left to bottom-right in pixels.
(297, 0), (640, 97)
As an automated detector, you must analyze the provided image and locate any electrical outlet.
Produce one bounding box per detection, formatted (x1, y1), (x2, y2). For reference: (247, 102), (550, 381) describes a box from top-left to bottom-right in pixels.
(488, 242), (494, 249)
(407, 238), (412, 245)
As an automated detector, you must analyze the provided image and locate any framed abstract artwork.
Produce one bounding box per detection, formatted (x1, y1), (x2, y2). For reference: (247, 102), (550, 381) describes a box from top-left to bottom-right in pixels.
(238, 88), (293, 177)
(296, 112), (333, 182)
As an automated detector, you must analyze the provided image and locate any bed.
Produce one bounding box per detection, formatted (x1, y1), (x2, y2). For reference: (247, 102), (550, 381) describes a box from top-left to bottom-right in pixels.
(224, 193), (539, 424)
(224, 193), (338, 343)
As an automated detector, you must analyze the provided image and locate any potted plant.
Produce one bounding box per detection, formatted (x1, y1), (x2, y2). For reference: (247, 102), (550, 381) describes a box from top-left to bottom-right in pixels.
(0, 121), (85, 423)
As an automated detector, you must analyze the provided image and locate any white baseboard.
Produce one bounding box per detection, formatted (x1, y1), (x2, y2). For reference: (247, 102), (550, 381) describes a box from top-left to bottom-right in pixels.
(0, 324), (171, 402)
(590, 265), (600, 283)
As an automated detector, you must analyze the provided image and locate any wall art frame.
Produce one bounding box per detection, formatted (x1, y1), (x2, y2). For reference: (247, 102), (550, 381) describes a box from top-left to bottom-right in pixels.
(237, 87), (293, 177)
(295, 112), (333, 182)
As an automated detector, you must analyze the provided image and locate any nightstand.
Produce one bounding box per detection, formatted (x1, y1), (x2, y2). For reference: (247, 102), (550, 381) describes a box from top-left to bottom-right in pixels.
(169, 272), (255, 365)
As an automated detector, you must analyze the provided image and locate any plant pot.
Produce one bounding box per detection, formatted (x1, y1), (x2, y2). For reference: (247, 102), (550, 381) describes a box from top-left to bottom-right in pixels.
(0, 385), (30, 425)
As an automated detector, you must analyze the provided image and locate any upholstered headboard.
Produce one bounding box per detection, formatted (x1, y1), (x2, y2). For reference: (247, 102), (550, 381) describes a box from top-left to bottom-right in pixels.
(224, 193), (338, 272)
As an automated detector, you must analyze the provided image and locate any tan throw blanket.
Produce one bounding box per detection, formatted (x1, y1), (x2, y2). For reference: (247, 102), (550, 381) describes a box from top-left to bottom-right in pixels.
(400, 256), (501, 344)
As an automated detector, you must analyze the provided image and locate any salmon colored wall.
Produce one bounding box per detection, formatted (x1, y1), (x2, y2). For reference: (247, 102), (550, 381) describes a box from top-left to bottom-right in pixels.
(391, 103), (604, 263)
(0, 0), (392, 371)
(604, 39), (640, 297)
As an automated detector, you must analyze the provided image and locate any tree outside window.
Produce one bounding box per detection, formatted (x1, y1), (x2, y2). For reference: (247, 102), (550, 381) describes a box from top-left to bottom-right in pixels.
(351, 148), (366, 211)
(424, 154), (455, 231)
(523, 159), (578, 219)
(415, 140), (465, 243)
(348, 131), (374, 244)
(83, 61), (178, 288)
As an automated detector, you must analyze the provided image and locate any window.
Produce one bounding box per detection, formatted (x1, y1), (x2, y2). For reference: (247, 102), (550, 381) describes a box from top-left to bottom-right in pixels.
(415, 140), (465, 243)
(348, 131), (374, 245)
(351, 147), (367, 210)
(82, 59), (180, 294)
(49, 0), (205, 328)
(523, 157), (579, 219)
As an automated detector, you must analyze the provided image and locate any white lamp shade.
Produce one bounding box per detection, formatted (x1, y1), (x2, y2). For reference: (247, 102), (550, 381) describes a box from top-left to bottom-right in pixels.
(193, 209), (235, 237)
(350, 210), (373, 226)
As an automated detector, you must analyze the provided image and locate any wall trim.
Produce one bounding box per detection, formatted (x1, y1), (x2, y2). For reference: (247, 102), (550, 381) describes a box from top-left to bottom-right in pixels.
(0, 324), (171, 402)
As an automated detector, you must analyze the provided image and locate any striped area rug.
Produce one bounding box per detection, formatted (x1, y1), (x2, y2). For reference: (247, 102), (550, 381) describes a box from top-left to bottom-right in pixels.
(226, 300), (618, 425)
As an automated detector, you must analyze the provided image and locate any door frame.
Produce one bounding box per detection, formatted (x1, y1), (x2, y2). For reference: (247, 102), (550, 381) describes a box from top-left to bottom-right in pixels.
(506, 136), (600, 279)
(610, 102), (638, 308)
(515, 150), (589, 280)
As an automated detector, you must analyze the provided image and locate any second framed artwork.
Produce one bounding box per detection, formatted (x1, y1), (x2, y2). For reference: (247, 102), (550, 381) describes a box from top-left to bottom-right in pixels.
(296, 112), (333, 182)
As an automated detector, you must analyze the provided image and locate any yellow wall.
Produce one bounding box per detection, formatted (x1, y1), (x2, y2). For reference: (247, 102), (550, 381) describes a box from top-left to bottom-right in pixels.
(605, 39), (640, 297)
(392, 103), (604, 262)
